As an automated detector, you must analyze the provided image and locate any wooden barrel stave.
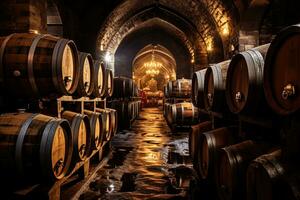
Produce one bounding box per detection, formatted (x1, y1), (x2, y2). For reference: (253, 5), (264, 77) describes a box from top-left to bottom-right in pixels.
(74, 52), (94, 97)
(0, 113), (72, 182)
(204, 60), (230, 112)
(92, 61), (106, 98)
(168, 79), (192, 98)
(103, 68), (113, 97)
(170, 102), (199, 126)
(198, 126), (236, 180)
(189, 121), (212, 175)
(62, 111), (91, 165)
(217, 140), (275, 200)
(84, 110), (102, 152)
(192, 69), (207, 108)
(0, 33), (79, 98)
(264, 24), (300, 115)
(226, 44), (270, 114)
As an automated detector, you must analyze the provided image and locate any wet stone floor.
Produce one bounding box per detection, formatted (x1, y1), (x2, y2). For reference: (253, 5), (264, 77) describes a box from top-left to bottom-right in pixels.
(79, 108), (197, 200)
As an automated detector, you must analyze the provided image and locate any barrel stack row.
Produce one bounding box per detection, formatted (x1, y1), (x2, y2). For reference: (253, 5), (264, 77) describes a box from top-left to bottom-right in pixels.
(163, 79), (200, 130)
(0, 107), (117, 184)
(108, 76), (141, 130)
(0, 32), (118, 187)
(189, 24), (300, 200)
(0, 33), (114, 100)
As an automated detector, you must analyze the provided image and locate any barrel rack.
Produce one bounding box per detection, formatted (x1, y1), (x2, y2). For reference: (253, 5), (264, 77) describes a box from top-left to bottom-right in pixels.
(7, 96), (113, 200)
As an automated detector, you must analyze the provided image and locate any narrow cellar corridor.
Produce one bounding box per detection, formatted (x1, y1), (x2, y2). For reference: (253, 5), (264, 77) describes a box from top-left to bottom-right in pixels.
(79, 108), (195, 199)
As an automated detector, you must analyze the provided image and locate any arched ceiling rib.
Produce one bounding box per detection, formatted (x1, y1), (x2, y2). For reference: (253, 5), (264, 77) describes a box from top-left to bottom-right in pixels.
(97, 0), (239, 63)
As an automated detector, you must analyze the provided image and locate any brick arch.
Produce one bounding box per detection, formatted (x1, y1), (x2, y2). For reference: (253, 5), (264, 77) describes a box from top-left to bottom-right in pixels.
(97, 0), (239, 63)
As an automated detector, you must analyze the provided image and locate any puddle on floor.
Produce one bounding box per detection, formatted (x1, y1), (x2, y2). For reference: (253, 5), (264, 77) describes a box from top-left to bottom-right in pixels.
(79, 108), (197, 200)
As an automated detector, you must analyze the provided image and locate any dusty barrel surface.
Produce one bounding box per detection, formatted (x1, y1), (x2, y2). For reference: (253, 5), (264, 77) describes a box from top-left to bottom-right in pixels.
(217, 140), (274, 200)
(92, 60), (106, 98)
(74, 52), (94, 97)
(84, 110), (102, 152)
(264, 24), (300, 115)
(167, 79), (192, 98)
(106, 108), (118, 139)
(62, 111), (91, 165)
(192, 69), (207, 108)
(0, 113), (73, 182)
(189, 121), (212, 174)
(95, 108), (111, 142)
(226, 44), (270, 115)
(247, 149), (285, 200)
(112, 77), (134, 98)
(204, 60), (230, 112)
(170, 102), (199, 125)
(0, 33), (79, 97)
(198, 126), (236, 180)
(103, 68), (114, 97)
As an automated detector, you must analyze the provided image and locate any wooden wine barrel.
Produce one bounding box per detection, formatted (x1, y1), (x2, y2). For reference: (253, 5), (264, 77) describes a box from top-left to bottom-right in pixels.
(204, 60), (231, 112)
(73, 52), (94, 97)
(167, 79), (192, 98)
(0, 113), (72, 182)
(95, 108), (111, 141)
(198, 127), (236, 180)
(0, 33), (79, 97)
(166, 103), (174, 125)
(247, 149), (284, 200)
(112, 101), (133, 130)
(192, 69), (207, 108)
(84, 110), (102, 152)
(112, 77), (134, 98)
(217, 140), (274, 200)
(92, 60), (106, 97)
(103, 68), (114, 97)
(189, 121), (212, 174)
(170, 102), (199, 125)
(226, 44), (270, 114)
(264, 24), (300, 115)
(106, 108), (118, 139)
(62, 111), (91, 165)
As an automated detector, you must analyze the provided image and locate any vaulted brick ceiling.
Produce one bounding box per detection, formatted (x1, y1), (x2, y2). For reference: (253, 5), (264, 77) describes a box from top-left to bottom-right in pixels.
(97, 0), (240, 66)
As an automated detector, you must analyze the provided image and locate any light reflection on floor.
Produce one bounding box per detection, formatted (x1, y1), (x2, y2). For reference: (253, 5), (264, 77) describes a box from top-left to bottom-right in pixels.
(79, 108), (195, 200)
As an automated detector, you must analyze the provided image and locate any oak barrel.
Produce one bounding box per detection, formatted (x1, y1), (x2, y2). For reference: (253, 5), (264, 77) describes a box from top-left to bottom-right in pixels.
(192, 69), (207, 108)
(62, 111), (91, 164)
(112, 77), (134, 98)
(170, 102), (199, 125)
(0, 113), (73, 182)
(0, 33), (79, 97)
(84, 110), (103, 152)
(167, 79), (192, 98)
(247, 149), (285, 200)
(264, 24), (300, 115)
(92, 60), (106, 97)
(198, 127), (236, 180)
(95, 108), (111, 141)
(106, 108), (118, 139)
(226, 44), (270, 114)
(103, 68), (114, 97)
(217, 140), (274, 200)
(189, 121), (212, 174)
(74, 52), (94, 97)
(204, 60), (230, 112)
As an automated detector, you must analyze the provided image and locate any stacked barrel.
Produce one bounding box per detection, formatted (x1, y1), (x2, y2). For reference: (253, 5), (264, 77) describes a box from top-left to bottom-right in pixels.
(0, 33), (117, 186)
(163, 78), (199, 130)
(108, 76), (141, 130)
(189, 24), (300, 200)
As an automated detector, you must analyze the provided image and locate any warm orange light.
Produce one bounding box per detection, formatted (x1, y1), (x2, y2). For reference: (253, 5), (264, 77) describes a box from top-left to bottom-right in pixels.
(222, 23), (229, 36)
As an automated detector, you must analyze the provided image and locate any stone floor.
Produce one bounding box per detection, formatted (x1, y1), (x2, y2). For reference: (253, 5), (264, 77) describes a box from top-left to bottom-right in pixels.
(79, 107), (197, 200)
